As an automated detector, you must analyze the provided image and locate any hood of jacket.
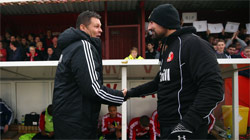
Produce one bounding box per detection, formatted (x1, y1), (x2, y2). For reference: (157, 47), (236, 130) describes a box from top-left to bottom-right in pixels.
(162, 26), (196, 45)
(58, 27), (102, 53)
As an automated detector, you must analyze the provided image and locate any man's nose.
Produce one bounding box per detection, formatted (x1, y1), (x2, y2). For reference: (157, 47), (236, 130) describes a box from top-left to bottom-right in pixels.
(148, 22), (152, 30)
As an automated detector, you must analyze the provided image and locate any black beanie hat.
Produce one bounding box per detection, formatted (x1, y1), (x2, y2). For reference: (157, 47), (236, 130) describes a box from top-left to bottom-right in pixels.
(148, 4), (180, 29)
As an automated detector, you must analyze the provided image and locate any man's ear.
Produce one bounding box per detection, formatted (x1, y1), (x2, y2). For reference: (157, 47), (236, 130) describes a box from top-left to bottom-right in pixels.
(80, 24), (87, 32)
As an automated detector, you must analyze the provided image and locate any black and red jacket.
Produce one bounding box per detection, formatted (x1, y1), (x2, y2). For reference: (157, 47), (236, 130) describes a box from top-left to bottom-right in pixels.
(127, 27), (224, 133)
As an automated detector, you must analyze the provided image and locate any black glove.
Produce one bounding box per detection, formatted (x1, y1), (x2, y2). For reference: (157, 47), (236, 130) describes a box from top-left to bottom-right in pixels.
(167, 123), (193, 140)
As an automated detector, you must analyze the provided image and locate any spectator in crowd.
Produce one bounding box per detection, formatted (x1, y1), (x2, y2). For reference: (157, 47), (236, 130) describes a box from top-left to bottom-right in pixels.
(25, 46), (40, 61)
(151, 110), (160, 139)
(8, 41), (24, 61)
(27, 34), (36, 46)
(124, 47), (143, 60)
(4, 32), (11, 45)
(10, 35), (16, 42)
(226, 31), (247, 54)
(216, 39), (229, 58)
(32, 104), (54, 139)
(0, 42), (7, 61)
(0, 98), (13, 134)
(35, 36), (41, 44)
(51, 36), (60, 59)
(244, 36), (250, 45)
(156, 40), (162, 52)
(101, 105), (122, 140)
(46, 30), (53, 47)
(128, 115), (156, 140)
(208, 36), (214, 46)
(225, 44), (236, 58)
(21, 37), (29, 52)
(44, 47), (57, 61)
(238, 27), (247, 40)
(16, 35), (21, 44)
(213, 38), (219, 47)
(145, 42), (160, 59)
(36, 41), (46, 60)
(232, 46), (250, 77)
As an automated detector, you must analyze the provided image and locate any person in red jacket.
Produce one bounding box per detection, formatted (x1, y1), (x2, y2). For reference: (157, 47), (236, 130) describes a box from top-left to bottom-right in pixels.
(128, 115), (156, 140)
(101, 105), (122, 139)
(151, 110), (160, 139)
(0, 42), (7, 61)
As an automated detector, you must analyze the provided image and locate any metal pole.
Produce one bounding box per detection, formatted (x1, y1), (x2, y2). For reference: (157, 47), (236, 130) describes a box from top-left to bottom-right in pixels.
(232, 64), (239, 140)
(121, 66), (127, 140)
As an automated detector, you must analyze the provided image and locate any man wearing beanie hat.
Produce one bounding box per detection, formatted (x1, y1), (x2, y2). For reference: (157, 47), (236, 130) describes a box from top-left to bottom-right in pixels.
(125, 4), (223, 139)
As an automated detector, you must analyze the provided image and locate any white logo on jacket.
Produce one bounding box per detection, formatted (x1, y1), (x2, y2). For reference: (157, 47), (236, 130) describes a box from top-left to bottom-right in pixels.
(160, 68), (170, 82)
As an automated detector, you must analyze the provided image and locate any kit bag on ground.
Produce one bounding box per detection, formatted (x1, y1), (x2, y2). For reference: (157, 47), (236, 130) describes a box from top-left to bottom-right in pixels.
(24, 112), (40, 126)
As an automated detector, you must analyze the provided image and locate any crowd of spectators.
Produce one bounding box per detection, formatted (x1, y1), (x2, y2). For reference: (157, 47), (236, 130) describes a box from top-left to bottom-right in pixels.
(0, 30), (61, 61)
(145, 27), (250, 59)
(1, 26), (250, 62)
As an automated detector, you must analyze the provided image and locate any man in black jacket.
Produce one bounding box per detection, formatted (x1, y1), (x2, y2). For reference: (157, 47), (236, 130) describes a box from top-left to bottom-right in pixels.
(53, 11), (126, 139)
(125, 4), (224, 139)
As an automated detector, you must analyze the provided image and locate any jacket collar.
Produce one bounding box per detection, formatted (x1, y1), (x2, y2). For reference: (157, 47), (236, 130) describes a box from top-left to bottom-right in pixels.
(161, 26), (196, 46)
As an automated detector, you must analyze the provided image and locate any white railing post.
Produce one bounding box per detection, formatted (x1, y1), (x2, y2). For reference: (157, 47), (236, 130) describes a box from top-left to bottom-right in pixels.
(121, 66), (127, 140)
(232, 64), (239, 140)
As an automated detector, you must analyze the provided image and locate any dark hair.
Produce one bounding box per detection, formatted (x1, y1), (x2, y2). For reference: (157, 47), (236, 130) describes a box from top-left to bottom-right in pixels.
(147, 42), (154, 46)
(76, 10), (101, 29)
(228, 44), (236, 49)
(47, 104), (53, 116)
(108, 105), (117, 109)
(139, 115), (150, 127)
(10, 41), (19, 48)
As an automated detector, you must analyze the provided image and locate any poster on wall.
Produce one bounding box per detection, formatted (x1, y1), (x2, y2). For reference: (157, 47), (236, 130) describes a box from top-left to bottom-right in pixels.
(182, 12), (197, 23)
(225, 22), (240, 33)
(193, 21), (207, 32)
(208, 23), (224, 34)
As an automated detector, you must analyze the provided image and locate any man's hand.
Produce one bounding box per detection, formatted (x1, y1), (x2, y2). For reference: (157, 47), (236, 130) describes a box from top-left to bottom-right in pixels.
(167, 123), (193, 140)
(4, 125), (9, 133)
(122, 88), (127, 97)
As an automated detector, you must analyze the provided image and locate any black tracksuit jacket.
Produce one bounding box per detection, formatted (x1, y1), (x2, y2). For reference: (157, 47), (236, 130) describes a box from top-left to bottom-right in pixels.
(52, 27), (124, 139)
(127, 27), (224, 132)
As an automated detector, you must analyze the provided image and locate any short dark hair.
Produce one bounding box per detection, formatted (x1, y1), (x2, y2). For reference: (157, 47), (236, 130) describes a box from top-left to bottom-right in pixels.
(10, 41), (19, 48)
(140, 115), (150, 127)
(76, 10), (101, 29)
(47, 104), (53, 116)
(228, 44), (236, 49)
(108, 105), (117, 109)
(147, 42), (154, 46)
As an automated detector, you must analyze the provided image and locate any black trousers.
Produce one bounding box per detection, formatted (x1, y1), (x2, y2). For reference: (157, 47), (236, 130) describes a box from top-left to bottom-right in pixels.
(160, 124), (208, 139)
(32, 133), (54, 139)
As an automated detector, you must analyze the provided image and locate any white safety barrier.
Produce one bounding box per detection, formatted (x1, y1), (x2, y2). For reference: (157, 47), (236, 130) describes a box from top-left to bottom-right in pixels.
(0, 59), (249, 139)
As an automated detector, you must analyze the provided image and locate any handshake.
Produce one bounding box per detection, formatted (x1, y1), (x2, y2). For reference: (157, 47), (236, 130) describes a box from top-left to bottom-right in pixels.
(121, 88), (127, 97)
